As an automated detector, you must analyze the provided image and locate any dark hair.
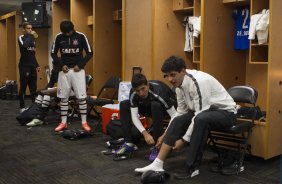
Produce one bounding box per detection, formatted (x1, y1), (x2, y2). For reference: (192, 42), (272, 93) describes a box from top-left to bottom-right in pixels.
(22, 22), (32, 29)
(161, 56), (186, 73)
(60, 20), (74, 34)
(131, 73), (148, 89)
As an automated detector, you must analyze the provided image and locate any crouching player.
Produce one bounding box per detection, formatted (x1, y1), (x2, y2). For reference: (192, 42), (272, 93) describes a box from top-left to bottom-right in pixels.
(114, 74), (176, 161)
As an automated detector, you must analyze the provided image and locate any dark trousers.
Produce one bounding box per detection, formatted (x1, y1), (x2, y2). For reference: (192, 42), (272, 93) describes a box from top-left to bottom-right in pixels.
(164, 109), (236, 169)
(120, 100), (166, 143)
(19, 66), (37, 108)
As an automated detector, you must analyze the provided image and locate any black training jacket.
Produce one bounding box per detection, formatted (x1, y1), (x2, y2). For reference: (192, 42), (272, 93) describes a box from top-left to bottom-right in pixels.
(51, 31), (93, 69)
(18, 34), (39, 68)
(129, 80), (176, 110)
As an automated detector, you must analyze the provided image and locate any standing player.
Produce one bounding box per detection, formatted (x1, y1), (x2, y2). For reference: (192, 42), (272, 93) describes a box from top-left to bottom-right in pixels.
(18, 22), (40, 113)
(51, 20), (93, 132)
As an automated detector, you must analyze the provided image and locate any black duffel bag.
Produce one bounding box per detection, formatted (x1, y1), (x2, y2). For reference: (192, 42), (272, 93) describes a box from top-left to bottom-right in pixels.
(106, 119), (142, 141)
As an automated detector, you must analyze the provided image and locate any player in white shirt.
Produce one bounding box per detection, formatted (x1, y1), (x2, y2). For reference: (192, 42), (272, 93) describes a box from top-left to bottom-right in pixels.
(135, 56), (237, 180)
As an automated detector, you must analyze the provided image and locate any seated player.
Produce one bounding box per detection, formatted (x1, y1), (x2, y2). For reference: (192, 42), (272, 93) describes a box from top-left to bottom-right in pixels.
(134, 56), (237, 180)
(114, 73), (176, 161)
(25, 68), (59, 126)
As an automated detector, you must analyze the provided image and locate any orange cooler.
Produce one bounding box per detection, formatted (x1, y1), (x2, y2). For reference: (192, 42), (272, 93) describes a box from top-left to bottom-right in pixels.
(101, 104), (148, 134)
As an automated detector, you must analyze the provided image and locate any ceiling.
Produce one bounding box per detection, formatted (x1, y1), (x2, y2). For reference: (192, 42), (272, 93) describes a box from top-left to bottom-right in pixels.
(0, 0), (42, 17)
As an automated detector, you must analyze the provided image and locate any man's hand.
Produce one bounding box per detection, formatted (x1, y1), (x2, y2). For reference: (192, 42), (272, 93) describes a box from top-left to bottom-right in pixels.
(62, 65), (69, 73)
(73, 65), (80, 72)
(36, 67), (41, 72)
(143, 131), (155, 145)
(155, 133), (165, 149)
(31, 31), (38, 39)
(172, 139), (186, 150)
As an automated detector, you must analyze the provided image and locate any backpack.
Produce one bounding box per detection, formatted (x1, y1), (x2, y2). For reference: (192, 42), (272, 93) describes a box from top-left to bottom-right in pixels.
(106, 119), (142, 141)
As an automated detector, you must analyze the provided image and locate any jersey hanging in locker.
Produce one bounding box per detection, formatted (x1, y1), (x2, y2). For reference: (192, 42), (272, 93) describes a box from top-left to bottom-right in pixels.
(233, 8), (250, 50)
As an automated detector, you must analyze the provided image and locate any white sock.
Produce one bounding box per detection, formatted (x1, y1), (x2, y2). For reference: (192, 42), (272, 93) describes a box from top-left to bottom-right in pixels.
(135, 158), (164, 173)
(60, 98), (69, 124)
(42, 95), (51, 108)
(35, 95), (43, 104)
(79, 99), (87, 124)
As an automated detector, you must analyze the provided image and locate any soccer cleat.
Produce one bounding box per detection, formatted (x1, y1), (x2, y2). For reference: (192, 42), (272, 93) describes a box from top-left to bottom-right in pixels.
(113, 143), (135, 161)
(220, 161), (244, 175)
(106, 138), (125, 149)
(26, 119), (44, 127)
(55, 123), (67, 132)
(82, 122), (91, 132)
(149, 147), (159, 162)
(174, 167), (199, 180)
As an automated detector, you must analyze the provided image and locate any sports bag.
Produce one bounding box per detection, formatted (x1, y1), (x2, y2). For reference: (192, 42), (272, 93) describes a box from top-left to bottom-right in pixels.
(106, 119), (141, 141)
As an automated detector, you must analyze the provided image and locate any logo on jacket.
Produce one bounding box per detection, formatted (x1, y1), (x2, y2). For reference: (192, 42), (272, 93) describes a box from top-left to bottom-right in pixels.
(27, 47), (36, 51)
(62, 48), (80, 54)
(73, 39), (79, 45)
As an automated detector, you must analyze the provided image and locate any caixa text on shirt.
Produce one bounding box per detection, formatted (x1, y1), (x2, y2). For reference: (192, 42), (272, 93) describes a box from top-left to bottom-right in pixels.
(27, 47), (36, 51)
(61, 48), (80, 54)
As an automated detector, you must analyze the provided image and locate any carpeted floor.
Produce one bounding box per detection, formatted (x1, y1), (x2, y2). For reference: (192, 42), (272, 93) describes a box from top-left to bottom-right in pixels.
(0, 99), (280, 184)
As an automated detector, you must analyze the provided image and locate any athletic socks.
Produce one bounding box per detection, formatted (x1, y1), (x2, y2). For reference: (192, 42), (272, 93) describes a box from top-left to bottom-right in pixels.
(134, 158), (164, 173)
(35, 94), (43, 104)
(41, 95), (51, 108)
(60, 98), (69, 124)
(79, 99), (87, 124)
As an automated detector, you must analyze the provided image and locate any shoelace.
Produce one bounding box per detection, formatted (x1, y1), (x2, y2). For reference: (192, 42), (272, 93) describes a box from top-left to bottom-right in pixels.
(151, 147), (158, 154)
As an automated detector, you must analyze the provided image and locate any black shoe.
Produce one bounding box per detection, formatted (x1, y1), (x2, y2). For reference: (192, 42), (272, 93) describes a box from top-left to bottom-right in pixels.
(221, 161), (244, 175)
(210, 154), (235, 173)
(174, 167), (199, 180)
(210, 164), (221, 173)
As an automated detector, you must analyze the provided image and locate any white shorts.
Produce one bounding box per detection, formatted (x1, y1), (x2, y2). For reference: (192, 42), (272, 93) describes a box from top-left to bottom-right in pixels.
(57, 69), (86, 99)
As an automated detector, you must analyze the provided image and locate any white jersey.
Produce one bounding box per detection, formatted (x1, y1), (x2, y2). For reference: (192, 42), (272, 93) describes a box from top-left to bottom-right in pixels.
(175, 69), (236, 142)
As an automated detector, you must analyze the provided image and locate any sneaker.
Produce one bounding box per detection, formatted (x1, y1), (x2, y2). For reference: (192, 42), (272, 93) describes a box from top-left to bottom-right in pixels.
(220, 161), (244, 175)
(113, 143), (135, 161)
(106, 138), (125, 149)
(135, 164), (165, 173)
(55, 123), (67, 132)
(210, 154), (236, 173)
(26, 119), (44, 127)
(82, 122), (91, 132)
(174, 167), (199, 180)
(149, 147), (159, 161)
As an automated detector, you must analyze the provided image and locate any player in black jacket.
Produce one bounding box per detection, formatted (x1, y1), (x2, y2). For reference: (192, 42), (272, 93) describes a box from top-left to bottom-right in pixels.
(114, 74), (176, 161)
(51, 20), (93, 132)
(18, 22), (40, 113)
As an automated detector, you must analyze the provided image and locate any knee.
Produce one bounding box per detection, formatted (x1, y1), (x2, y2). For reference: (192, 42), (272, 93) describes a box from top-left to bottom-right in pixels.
(194, 113), (209, 127)
(165, 119), (179, 135)
(43, 95), (51, 101)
